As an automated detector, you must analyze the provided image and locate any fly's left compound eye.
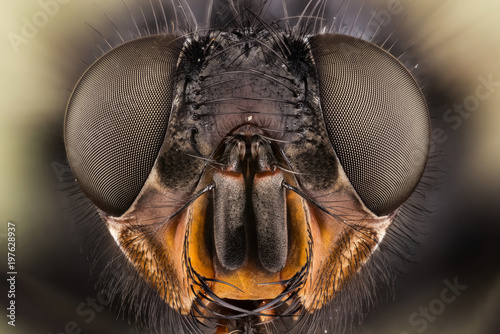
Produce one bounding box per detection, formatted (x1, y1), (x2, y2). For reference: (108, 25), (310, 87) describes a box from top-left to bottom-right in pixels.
(64, 36), (181, 216)
(311, 34), (430, 215)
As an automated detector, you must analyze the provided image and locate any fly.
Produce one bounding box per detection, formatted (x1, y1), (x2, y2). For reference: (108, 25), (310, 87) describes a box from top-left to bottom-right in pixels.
(63, 0), (433, 333)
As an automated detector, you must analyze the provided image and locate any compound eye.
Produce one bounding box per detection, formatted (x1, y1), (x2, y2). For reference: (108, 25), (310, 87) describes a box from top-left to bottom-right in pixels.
(64, 35), (181, 216)
(311, 34), (430, 216)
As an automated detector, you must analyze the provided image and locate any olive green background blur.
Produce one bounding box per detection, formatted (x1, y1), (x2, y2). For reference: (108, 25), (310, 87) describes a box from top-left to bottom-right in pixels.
(1, 1), (499, 333)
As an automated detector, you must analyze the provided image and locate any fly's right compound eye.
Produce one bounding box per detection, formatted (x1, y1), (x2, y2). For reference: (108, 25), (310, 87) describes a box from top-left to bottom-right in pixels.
(64, 36), (182, 216)
(311, 34), (430, 216)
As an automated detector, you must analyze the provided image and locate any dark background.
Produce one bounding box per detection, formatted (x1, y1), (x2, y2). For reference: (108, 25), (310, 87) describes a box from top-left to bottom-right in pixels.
(1, 1), (499, 333)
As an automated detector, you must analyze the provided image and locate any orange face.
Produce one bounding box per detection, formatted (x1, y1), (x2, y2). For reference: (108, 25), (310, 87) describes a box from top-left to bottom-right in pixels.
(104, 133), (393, 318)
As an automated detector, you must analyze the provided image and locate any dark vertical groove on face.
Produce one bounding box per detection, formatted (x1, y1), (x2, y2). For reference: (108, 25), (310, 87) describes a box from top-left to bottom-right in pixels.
(212, 135), (289, 273)
(252, 143), (288, 273)
(213, 170), (247, 270)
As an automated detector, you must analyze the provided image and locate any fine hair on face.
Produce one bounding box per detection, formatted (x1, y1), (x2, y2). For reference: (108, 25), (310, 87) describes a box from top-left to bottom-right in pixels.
(62, 1), (437, 333)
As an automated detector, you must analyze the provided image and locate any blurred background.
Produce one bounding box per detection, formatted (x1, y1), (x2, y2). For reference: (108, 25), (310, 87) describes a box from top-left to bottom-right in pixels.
(1, 0), (499, 333)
